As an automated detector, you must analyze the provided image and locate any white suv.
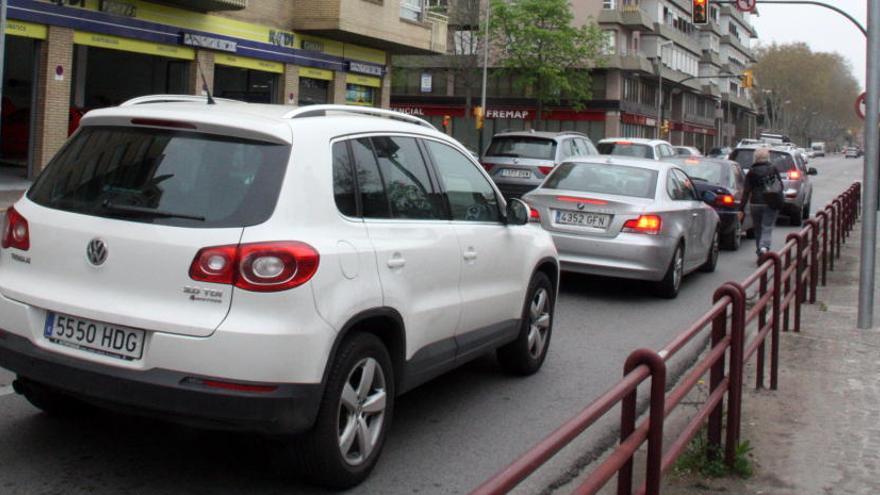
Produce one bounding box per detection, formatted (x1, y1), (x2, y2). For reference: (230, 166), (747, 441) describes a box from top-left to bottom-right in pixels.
(0, 97), (558, 488)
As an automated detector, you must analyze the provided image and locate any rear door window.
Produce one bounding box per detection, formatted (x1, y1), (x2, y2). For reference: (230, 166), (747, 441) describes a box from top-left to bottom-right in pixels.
(485, 137), (557, 160)
(425, 140), (501, 222)
(27, 126), (289, 228)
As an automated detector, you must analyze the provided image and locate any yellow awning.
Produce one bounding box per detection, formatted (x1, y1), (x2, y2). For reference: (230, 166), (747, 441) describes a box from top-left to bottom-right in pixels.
(6, 20), (47, 40)
(345, 74), (382, 88)
(214, 53), (283, 73)
(73, 31), (195, 60)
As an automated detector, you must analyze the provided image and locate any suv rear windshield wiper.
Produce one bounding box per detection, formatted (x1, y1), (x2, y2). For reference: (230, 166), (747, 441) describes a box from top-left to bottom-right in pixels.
(100, 201), (206, 221)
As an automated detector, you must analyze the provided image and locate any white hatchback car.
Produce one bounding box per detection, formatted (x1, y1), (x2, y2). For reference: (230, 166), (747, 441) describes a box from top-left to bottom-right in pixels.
(0, 97), (559, 488)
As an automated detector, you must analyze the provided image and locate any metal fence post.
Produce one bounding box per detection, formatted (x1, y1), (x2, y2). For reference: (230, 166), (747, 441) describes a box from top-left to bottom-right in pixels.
(816, 210), (829, 286)
(756, 267), (768, 389)
(806, 219), (820, 303)
(787, 232), (805, 332)
(618, 350), (666, 495)
(783, 247), (792, 332)
(826, 204), (837, 271)
(708, 289), (729, 453)
(715, 283), (745, 466)
(764, 252), (782, 390)
(833, 198), (843, 253)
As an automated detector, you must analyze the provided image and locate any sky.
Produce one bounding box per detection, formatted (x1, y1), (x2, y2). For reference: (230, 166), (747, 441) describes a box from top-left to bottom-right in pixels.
(751, 0), (867, 90)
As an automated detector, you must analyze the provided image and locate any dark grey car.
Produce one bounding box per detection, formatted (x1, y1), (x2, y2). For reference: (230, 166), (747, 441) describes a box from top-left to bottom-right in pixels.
(481, 131), (598, 198)
(728, 145), (818, 226)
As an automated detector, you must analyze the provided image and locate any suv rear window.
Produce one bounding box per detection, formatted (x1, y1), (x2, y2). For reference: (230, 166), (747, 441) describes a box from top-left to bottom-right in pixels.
(543, 162), (658, 199)
(485, 137), (556, 160)
(28, 126), (290, 228)
(729, 149), (797, 172)
(597, 142), (653, 159)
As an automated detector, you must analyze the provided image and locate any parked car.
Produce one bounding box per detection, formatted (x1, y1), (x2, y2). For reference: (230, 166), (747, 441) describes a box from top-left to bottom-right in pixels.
(811, 142), (826, 157)
(670, 157), (752, 250)
(523, 157), (720, 298)
(728, 145), (817, 226)
(597, 138), (677, 161)
(707, 146), (732, 159)
(844, 146), (861, 158)
(674, 146), (703, 157)
(0, 98), (560, 488)
(480, 130), (598, 198)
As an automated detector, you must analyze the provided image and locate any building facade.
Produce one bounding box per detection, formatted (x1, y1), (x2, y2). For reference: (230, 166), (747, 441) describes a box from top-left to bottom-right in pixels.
(390, 0), (758, 154)
(1, 0), (447, 183)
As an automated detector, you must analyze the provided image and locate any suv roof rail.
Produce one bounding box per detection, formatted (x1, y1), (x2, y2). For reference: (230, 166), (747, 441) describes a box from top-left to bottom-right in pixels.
(120, 94), (243, 106)
(283, 105), (436, 130)
(558, 131), (589, 138)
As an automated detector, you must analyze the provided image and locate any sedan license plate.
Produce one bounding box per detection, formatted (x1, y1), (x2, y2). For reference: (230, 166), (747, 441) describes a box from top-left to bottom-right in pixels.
(500, 168), (532, 179)
(43, 312), (145, 361)
(555, 210), (611, 229)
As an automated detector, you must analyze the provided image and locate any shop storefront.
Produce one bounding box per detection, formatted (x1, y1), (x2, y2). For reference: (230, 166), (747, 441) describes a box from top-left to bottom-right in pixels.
(1, 19), (43, 181)
(620, 113), (658, 140)
(297, 66), (333, 106)
(213, 54), (282, 103)
(674, 123), (717, 153)
(345, 74), (380, 107)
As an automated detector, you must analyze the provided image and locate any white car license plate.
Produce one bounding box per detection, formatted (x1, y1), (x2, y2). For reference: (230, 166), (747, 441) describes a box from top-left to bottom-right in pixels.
(43, 312), (145, 361)
(555, 210), (611, 229)
(500, 168), (532, 179)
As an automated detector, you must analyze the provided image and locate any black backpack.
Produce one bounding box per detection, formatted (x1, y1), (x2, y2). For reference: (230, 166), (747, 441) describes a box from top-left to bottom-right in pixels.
(755, 164), (784, 209)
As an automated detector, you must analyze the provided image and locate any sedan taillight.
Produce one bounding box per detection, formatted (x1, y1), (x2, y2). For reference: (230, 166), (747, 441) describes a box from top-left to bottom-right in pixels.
(538, 165), (554, 176)
(1, 206), (29, 251)
(190, 241), (319, 292)
(622, 215), (662, 235)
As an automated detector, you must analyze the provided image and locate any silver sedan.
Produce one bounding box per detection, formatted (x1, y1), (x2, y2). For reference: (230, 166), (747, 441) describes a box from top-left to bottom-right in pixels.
(523, 157), (721, 298)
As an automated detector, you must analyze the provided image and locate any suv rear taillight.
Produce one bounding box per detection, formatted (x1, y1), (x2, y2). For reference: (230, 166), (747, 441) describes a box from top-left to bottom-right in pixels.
(788, 170), (801, 180)
(190, 241), (319, 292)
(538, 165), (554, 176)
(622, 215), (662, 235)
(2, 207), (29, 251)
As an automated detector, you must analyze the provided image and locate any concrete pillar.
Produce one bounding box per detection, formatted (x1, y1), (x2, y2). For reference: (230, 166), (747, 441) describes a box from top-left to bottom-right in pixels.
(380, 54), (391, 108)
(72, 45), (87, 108)
(189, 49), (214, 96)
(279, 64), (299, 105)
(33, 26), (74, 173)
(605, 111), (621, 137)
(332, 70), (347, 104)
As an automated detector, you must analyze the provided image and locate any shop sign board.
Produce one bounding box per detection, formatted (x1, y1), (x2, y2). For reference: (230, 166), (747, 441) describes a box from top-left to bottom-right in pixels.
(348, 61), (385, 77)
(420, 73), (432, 93)
(390, 105), (466, 117)
(182, 32), (237, 53)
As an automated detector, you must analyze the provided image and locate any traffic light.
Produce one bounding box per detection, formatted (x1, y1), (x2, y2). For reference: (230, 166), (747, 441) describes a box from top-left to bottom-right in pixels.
(692, 0), (709, 24)
(741, 69), (754, 89)
(442, 115), (452, 130)
(473, 106), (485, 130)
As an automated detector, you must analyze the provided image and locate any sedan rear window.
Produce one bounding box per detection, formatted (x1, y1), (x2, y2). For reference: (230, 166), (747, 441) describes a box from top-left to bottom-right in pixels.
(485, 137), (556, 160)
(677, 160), (731, 187)
(597, 142), (653, 159)
(543, 162), (658, 199)
(729, 149), (797, 172)
(28, 126), (290, 228)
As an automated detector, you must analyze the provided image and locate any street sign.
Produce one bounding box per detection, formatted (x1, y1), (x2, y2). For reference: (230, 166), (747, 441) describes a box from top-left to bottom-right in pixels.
(735, 0), (756, 12)
(856, 92), (866, 120)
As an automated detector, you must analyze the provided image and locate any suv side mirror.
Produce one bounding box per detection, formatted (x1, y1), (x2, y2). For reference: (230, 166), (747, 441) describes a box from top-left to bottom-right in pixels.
(505, 199), (530, 226)
(808, 167), (818, 176)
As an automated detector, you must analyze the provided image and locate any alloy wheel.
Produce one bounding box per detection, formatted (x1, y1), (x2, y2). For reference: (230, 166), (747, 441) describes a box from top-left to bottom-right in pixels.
(527, 288), (551, 359)
(337, 357), (387, 467)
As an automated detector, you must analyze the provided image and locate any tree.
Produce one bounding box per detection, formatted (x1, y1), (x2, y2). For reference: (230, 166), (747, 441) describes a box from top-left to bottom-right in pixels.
(489, 0), (606, 124)
(752, 43), (861, 145)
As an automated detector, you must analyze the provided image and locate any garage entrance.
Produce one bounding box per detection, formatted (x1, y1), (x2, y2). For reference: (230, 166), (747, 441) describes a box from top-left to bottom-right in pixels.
(1, 34), (39, 184)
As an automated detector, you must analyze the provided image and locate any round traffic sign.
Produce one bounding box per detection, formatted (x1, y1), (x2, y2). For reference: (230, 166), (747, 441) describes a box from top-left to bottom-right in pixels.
(735, 0), (756, 12)
(856, 92), (866, 120)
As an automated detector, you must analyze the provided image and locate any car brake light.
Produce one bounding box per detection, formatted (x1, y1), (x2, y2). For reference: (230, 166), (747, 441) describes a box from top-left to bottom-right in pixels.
(190, 241), (319, 292)
(529, 206), (541, 222)
(538, 165), (554, 176)
(716, 194), (736, 207)
(788, 170), (801, 180)
(481, 162), (494, 172)
(556, 196), (609, 205)
(622, 215), (662, 235)
(1, 206), (29, 251)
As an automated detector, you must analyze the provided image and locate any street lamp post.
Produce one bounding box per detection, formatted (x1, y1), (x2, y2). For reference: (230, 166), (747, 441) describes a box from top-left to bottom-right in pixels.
(478, 0), (491, 156)
(650, 40), (674, 140)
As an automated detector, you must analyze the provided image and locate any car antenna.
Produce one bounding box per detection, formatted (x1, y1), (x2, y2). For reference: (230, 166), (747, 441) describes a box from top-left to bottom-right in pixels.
(190, 41), (216, 105)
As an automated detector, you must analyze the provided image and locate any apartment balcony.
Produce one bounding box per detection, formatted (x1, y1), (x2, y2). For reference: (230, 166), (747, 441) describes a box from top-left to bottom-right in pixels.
(603, 53), (655, 73)
(698, 21), (723, 37)
(597, 3), (654, 31)
(700, 49), (721, 66)
(290, 0), (447, 54)
(721, 5), (758, 38)
(720, 34), (754, 60)
(723, 91), (756, 111)
(165, 0), (246, 10)
(654, 22), (701, 54)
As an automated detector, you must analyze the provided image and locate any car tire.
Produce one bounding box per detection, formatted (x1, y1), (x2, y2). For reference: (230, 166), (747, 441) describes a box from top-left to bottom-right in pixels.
(722, 218), (742, 251)
(700, 230), (720, 273)
(653, 244), (684, 299)
(292, 333), (394, 489)
(16, 378), (89, 417)
(497, 272), (554, 376)
(790, 206), (803, 226)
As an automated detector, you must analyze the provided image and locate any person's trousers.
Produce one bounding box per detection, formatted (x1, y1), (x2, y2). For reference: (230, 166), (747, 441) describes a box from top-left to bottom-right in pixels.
(750, 204), (779, 253)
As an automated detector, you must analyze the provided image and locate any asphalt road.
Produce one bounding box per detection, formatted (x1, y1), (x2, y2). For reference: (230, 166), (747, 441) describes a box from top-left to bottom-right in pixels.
(0, 154), (862, 495)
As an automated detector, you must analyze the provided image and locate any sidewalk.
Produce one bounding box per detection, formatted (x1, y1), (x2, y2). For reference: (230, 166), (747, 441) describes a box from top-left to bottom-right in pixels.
(666, 221), (880, 494)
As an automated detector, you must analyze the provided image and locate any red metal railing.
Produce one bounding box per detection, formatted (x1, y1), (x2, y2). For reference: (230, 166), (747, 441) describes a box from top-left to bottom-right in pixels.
(472, 182), (861, 495)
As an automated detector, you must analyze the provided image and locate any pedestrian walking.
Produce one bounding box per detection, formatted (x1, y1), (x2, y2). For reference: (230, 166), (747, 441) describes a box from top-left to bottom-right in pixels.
(740, 147), (785, 264)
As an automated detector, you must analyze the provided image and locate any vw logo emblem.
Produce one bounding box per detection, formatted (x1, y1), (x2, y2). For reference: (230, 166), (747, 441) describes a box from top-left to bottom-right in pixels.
(577, 202), (586, 210)
(86, 238), (108, 266)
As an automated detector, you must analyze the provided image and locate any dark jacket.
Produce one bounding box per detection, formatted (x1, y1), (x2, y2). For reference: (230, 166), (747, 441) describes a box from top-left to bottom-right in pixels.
(741, 161), (784, 210)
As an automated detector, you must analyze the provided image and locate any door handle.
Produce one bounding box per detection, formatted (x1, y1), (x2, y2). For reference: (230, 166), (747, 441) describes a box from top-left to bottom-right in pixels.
(463, 248), (478, 261)
(387, 255), (406, 269)
(692, 212), (699, 217)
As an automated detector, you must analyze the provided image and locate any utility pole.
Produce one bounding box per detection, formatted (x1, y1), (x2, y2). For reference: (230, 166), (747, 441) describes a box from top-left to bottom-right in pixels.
(858, 0), (879, 329)
(0, 0), (7, 151)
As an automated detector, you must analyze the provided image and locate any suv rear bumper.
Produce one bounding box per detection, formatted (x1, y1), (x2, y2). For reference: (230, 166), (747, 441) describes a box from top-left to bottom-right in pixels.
(0, 329), (322, 435)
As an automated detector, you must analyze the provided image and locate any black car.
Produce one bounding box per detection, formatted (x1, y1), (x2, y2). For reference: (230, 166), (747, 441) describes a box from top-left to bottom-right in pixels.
(707, 147), (732, 159)
(671, 157), (751, 250)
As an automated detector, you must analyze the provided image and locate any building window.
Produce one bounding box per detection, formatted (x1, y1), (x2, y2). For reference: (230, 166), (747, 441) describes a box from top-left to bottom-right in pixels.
(453, 30), (478, 55)
(400, 0), (423, 21)
(603, 30), (617, 55)
(347, 84), (376, 106)
(603, 0), (616, 9)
